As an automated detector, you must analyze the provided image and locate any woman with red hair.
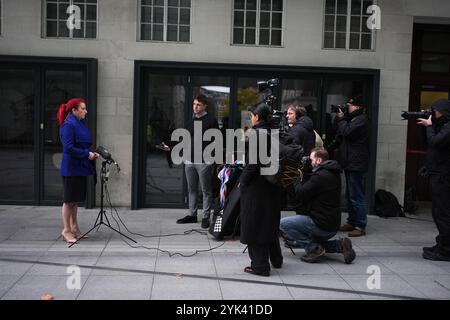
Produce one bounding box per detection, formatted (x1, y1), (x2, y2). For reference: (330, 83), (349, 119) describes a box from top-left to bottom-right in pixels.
(58, 98), (98, 243)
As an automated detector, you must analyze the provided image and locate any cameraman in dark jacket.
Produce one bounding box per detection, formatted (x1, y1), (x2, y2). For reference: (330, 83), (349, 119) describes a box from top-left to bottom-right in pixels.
(286, 104), (316, 156)
(335, 96), (370, 237)
(417, 99), (450, 261)
(280, 148), (356, 264)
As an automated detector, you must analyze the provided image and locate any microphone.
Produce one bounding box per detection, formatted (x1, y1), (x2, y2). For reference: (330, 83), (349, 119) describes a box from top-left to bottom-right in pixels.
(95, 146), (120, 172)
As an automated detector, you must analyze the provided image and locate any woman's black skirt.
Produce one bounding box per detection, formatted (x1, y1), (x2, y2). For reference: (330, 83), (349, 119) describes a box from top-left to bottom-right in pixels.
(62, 176), (87, 203)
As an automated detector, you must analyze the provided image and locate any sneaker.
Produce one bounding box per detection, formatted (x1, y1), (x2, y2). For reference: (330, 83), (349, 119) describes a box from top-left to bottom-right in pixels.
(201, 218), (210, 229)
(348, 227), (366, 237)
(300, 246), (325, 263)
(341, 238), (356, 264)
(423, 249), (450, 261)
(176, 215), (197, 224)
(339, 224), (355, 232)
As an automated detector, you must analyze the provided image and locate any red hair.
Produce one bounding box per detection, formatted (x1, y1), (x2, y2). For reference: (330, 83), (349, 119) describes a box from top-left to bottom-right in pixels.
(57, 98), (87, 125)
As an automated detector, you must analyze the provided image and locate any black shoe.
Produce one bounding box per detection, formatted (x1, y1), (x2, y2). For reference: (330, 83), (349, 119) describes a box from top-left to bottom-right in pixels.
(176, 215), (197, 224)
(341, 238), (356, 264)
(423, 249), (450, 261)
(271, 262), (283, 269)
(201, 218), (210, 229)
(423, 245), (439, 253)
(300, 246), (325, 263)
(244, 266), (270, 277)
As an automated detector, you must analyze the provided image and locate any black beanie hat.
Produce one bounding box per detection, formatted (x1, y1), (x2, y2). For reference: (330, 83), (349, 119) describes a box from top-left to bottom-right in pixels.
(431, 99), (450, 116)
(346, 95), (364, 107)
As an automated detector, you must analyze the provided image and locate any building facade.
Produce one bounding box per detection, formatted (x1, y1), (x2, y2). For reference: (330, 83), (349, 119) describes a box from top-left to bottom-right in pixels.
(1, 0), (450, 209)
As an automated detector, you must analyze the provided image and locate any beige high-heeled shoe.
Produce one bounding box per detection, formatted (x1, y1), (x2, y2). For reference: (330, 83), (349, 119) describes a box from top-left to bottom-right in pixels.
(61, 232), (77, 243)
(72, 230), (89, 240)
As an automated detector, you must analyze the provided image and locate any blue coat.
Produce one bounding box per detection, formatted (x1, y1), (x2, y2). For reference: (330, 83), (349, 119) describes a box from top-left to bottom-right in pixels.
(60, 113), (96, 176)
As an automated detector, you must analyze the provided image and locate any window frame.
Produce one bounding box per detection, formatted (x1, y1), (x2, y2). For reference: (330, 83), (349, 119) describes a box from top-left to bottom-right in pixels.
(138, 0), (192, 43)
(322, 0), (377, 51)
(0, 0), (3, 37)
(42, 0), (98, 40)
(231, 0), (285, 47)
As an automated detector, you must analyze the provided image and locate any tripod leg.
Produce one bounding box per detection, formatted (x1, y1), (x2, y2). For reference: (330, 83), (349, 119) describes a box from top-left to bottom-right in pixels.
(289, 246), (296, 256)
(68, 222), (100, 248)
(102, 223), (137, 243)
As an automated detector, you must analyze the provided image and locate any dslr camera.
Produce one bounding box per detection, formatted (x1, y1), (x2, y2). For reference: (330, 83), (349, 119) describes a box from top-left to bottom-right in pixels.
(331, 104), (349, 114)
(300, 155), (312, 172)
(401, 109), (432, 120)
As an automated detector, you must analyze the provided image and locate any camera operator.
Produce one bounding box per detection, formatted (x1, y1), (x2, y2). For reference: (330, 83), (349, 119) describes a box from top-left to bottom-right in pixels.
(280, 148), (356, 264)
(286, 104), (316, 156)
(334, 96), (370, 237)
(417, 99), (450, 261)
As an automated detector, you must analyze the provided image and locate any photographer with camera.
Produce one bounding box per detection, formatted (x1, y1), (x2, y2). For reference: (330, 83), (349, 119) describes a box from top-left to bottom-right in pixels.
(280, 147), (356, 264)
(417, 99), (450, 261)
(286, 104), (316, 156)
(333, 96), (370, 237)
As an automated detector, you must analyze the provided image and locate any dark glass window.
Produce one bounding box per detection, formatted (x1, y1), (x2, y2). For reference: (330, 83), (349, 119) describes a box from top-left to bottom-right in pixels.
(420, 32), (450, 73)
(0, 69), (35, 201)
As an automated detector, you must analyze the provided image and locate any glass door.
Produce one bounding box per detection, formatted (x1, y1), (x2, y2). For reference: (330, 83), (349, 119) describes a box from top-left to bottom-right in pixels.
(0, 67), (36, 203)
(144, 73), (187, 207)
(191, 75), (231, 132)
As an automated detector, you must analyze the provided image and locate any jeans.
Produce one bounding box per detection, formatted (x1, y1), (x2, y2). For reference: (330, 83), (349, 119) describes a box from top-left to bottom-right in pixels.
(345, 171), (368, 229)
(280, 215), (341, 254)
(185, 163), (213, 219)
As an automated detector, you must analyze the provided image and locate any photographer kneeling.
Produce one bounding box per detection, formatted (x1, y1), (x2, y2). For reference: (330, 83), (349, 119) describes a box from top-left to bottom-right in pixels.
(280, 147), (356, 264)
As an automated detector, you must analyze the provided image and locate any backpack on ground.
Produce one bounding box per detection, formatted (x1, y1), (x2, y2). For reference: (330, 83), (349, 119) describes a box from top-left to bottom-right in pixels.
(374, 189), (405, 218)
(209, 182), (241, 240)
(209, 164), (242, 240)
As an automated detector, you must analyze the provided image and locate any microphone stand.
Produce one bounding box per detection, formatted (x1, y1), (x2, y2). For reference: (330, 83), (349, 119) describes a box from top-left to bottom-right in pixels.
(69, 160), (136, 247)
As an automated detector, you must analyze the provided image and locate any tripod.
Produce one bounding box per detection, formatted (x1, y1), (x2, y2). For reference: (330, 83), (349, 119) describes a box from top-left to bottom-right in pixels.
(69, 160), (136, 248)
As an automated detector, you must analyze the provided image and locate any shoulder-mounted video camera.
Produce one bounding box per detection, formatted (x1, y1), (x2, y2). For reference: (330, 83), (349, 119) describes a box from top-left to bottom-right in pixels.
(257, 78), (280, 92)
(257, 78), (280, 109)
(256, 78), (286, 129)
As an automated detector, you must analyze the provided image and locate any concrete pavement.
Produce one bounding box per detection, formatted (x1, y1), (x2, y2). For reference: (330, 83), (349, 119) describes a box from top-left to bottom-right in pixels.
(0, 205), (449, 300)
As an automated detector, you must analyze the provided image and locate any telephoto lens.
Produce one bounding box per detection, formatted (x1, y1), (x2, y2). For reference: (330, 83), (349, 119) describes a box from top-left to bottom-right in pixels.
(401, 109), (432, 120)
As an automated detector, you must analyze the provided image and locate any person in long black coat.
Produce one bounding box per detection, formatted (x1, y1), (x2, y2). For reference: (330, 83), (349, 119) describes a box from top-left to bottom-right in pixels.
(240, 104), (283, 276)
(417, 99), (450, 261)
